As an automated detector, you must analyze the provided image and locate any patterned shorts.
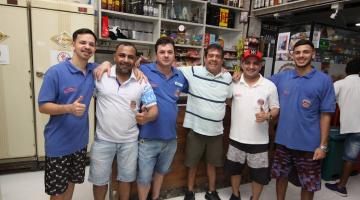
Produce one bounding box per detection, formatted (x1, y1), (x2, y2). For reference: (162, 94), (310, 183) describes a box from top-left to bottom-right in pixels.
(45, 147), (87, 195)
(271, 144), (321, 192)
(224, 139), (270, 185)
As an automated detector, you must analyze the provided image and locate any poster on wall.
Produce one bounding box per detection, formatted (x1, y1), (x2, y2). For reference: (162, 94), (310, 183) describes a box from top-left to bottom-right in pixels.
(276, 32), (290, 54)
(0, 45), (10, 65)
(50, 50), (72, 66)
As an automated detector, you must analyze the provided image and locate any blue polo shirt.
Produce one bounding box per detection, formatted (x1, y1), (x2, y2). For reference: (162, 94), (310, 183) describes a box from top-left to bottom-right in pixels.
(38, 59), (97, 157)
(270, 68), (336, 152)
(139, 62), (188, 140)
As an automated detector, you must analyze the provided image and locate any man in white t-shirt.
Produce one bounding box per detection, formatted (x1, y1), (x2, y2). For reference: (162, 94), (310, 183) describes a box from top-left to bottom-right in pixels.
(224, 49), (280, 200)
(88, 42), (158, 200)
(325, 59), (360, 197)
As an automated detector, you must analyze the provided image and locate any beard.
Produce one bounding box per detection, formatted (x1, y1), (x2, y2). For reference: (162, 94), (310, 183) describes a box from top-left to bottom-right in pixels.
(116, 63), (132, 75)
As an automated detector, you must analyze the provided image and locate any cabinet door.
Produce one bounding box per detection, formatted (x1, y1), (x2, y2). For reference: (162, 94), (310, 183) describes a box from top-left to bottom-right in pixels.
(31, 7), (95, 158)
(0, 4), (36, 159)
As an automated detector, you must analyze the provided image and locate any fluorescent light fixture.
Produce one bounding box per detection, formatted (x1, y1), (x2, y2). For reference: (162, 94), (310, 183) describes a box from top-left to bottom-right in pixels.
(356, 23), (360, 27)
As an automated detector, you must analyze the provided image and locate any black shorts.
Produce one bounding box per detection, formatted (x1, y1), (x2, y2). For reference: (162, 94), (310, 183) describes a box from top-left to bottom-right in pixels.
(224, 140), (270, 185)
(45, 147), (87, 195)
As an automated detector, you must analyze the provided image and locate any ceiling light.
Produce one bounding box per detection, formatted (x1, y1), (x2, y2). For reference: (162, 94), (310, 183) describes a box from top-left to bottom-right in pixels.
(356, 23), (360, 27)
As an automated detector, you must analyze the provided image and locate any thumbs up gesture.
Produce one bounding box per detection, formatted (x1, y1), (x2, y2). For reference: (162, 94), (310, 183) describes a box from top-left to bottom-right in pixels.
(136, 106), (148, 125)
(70, 96), (86, 117)
(255, 106), (269, 123)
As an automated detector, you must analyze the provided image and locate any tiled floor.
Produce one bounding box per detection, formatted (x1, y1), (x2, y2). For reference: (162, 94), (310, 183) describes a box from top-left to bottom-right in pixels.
(1, 167), (360, 200)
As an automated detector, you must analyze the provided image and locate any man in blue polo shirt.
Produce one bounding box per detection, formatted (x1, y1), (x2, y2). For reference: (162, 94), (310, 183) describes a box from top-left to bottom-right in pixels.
(271, 39), (336, 200)
(137, 37), (188, 200)
(38, 28), (99, 200)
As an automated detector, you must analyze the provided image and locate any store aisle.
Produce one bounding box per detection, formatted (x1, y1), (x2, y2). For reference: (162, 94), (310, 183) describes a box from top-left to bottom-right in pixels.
(1, 168), (360, 200)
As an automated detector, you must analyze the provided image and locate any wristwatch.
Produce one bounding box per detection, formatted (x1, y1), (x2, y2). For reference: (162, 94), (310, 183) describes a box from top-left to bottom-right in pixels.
(319, 145), (328, 153)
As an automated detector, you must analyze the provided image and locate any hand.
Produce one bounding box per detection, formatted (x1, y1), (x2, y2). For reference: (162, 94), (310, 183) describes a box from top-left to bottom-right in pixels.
(255, 106), (269, 123)
(70, 96), (86, 117)
(93, 61), (112, 81)
(135, 55), (151, 68)
(136, 106), (149, 125)
(232, 71), (241, 82)
(313, 148), (327, 160)
(134, 67), (148, 83)
(221, 67), (228, 73)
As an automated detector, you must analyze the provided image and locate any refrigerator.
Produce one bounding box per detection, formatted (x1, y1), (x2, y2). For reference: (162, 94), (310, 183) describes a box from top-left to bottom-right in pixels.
(30, 0), (95, 158)
(0, 0), (36, 162)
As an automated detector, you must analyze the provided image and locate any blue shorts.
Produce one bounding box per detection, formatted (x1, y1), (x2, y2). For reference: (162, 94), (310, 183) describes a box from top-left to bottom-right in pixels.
(88, 138), (138, 185)
(343, 133), (360, 162)
(137, 138), (177, 186)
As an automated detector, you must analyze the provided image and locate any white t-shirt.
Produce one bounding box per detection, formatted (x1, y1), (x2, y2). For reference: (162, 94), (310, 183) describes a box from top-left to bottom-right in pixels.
(229, 75), (279, 144)
(334, 74), (360, 134)
(95, 66), (157, 143)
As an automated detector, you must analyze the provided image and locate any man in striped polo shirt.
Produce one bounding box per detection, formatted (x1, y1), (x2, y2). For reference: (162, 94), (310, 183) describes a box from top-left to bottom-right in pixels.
(182, 44), (232, 200)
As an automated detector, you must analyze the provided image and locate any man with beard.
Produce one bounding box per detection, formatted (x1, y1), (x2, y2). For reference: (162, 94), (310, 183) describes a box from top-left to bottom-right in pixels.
(270, 39), (336, 200)
(183, 44), (232, 200)
(88, 42), (158, 200)
(225, 49), (279, 200)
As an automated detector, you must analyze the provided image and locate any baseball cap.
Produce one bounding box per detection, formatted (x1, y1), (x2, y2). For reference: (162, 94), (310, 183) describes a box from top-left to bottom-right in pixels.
(242, 49), (263, 61)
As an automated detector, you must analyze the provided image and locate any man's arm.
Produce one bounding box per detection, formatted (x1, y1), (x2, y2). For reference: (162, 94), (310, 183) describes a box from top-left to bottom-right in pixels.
(39, 96), (86, 117)
(135, 105), (158, 125)
(313, 112), (331, 160)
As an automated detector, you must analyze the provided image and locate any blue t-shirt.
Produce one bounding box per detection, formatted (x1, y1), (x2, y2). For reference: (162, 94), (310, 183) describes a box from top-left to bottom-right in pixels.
(139, 62), (188, 140)
(270, 68), (336, 152)
(38, 59), (97, 157)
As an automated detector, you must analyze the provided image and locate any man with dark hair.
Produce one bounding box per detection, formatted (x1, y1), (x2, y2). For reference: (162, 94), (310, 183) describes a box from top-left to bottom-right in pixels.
(137, 37), (188, 200)
(183, 43), (232, 200)
(270, 39), (336, 200)
(88, 42), (158, 200)
(38, 28), (100, 200)
(325, 59), (360, 197)
(225, 49), (279, 200)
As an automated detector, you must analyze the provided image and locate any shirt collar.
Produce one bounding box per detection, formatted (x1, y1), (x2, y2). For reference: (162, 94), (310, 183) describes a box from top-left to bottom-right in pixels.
(290, 67), (317, 79)
(203, 66), (224, 78)
(110, 65), (137, 83)
(239, 74), (264, 87)
(66, 59), (95, 74)
(149, 62), (180, 77)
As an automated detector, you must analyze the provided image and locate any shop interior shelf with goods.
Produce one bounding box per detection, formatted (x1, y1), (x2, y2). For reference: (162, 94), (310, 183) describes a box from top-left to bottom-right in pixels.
(98, 0), (248, 66)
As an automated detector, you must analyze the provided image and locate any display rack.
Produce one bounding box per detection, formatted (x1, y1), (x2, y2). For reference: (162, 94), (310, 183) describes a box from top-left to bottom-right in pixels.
(97, 0), (248, 66)
(252, 0), (343, 17)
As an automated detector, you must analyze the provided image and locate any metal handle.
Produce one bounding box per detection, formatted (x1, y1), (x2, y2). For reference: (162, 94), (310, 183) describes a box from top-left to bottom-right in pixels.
(36, 71), (45, 78)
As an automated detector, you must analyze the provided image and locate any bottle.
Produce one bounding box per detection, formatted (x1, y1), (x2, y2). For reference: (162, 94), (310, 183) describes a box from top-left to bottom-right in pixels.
(114, 0), (120, 11)
(169, 0), (176, 19)
(101, 0), (107, 9)
(153, 1), (159, 17)
(143, 0), (149, 15)
(148, 0), (154, 16)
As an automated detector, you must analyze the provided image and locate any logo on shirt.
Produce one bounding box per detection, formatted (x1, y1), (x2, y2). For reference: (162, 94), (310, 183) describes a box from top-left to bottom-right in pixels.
(257, 98), (265, 106)
(64, 87), (76, 94)
(302, 99), (312, 108)
(283, 89), (290, 96)
(174, 81), (183, 87)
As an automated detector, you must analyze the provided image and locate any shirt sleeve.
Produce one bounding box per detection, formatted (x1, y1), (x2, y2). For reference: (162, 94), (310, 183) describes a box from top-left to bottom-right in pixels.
(38, 68), (59, 106)
(320, 76), (336, 113)
(333, 80), (340, 103)
(178, 66), (192, 80)
(141, 83), (157, 107)
(228, 82), (234, 98)
(268, 84), (280, 109)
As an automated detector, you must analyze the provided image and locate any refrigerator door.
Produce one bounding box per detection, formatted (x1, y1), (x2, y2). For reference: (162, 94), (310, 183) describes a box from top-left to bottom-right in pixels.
(31, 0), (95, 158)
(0, 1), (36, 160)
